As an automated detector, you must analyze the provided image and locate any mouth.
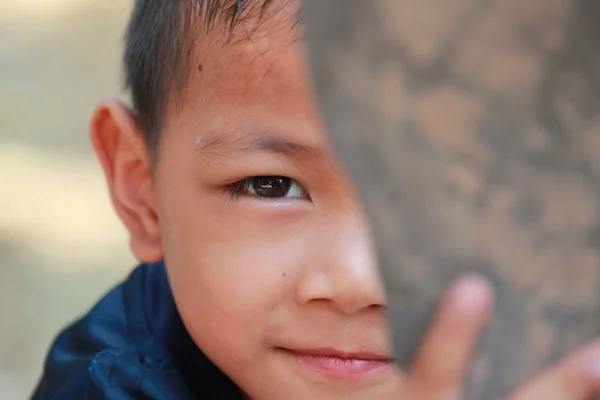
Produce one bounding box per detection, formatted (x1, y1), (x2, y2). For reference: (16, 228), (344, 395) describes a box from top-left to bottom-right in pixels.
(277, 347), (394, 380)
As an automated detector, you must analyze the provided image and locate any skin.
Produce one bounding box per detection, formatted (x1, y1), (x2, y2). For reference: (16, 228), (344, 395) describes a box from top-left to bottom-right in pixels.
(90, 3), (600, 399)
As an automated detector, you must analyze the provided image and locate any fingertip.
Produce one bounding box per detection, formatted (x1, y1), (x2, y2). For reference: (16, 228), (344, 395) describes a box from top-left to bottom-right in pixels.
(407, 274), (494, 393)
(447, 274), (495, 314)
(574, 340), (600, 380)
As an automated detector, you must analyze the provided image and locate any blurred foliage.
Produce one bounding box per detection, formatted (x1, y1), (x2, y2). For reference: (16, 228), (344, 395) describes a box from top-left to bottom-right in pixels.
(0, 1), (134, 397)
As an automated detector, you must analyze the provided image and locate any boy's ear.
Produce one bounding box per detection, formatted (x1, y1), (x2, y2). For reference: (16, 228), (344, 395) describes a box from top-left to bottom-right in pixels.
(90, 99), (163, 263)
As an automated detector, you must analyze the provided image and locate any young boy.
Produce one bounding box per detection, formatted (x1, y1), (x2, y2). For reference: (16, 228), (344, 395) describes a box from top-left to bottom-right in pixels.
(31, 1), (600, 399)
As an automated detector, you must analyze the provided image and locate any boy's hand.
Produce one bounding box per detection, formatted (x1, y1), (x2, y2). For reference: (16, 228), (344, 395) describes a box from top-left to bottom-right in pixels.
(399, 275), (600, 399)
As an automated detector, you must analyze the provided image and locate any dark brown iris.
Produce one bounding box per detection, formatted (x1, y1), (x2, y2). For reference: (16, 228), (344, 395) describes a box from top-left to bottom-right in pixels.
(251, 176), (292, 198)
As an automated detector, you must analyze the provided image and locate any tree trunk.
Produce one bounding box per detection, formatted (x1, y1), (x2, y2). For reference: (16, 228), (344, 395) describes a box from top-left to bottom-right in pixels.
(304, 0), (600, 397)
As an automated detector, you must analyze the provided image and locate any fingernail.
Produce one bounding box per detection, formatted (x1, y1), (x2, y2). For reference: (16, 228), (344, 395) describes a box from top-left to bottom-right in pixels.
(449, 274), (494, 312)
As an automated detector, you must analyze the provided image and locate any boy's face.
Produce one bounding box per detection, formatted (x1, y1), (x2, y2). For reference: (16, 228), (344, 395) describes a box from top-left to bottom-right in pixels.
(99, 6), (400, 400)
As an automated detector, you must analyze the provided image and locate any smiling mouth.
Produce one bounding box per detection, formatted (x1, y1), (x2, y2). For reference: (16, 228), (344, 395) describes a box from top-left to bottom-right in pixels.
(278, 347), (394, 380)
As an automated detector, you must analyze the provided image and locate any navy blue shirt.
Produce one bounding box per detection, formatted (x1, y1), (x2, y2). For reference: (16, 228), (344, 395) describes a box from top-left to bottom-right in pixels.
(31, 262), (242, 400)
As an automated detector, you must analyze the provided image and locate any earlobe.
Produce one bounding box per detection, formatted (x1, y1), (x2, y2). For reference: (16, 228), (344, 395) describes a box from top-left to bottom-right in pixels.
(90, 99), (163, 263)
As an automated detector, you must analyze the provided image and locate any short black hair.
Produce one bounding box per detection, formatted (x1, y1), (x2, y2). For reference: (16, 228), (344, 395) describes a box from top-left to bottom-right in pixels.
(124, 0), (274, 153)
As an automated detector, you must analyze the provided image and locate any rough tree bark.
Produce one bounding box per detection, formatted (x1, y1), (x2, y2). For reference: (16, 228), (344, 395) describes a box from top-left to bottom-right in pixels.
(304, 0), (600, 398)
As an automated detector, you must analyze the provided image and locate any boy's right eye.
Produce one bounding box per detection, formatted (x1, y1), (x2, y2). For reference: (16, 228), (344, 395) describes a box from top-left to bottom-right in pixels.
(227, 176), (309, 200)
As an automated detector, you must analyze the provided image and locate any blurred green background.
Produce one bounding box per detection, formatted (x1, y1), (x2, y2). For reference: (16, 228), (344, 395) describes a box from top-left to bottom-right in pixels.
(0, 1), (135, 397)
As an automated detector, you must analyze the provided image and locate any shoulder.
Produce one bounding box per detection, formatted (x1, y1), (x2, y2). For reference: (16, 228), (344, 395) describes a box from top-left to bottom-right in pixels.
(30, 262), (197, 400)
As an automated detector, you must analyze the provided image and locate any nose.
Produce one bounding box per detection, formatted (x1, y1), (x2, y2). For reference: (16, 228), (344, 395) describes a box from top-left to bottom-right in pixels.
(295, 211), (386, 315)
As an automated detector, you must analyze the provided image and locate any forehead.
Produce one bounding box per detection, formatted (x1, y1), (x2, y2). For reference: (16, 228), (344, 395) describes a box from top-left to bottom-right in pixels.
(183, 5), (310, 115)
(160, 4), (330, 160)
(157, 2), (326, 158)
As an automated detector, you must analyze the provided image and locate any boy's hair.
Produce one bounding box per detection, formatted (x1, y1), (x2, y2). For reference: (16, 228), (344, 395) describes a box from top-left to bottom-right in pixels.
(124, 0), (273, 153)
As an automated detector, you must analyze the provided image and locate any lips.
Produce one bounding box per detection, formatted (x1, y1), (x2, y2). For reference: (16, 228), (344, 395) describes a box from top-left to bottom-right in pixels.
(279, 347), (393, 380)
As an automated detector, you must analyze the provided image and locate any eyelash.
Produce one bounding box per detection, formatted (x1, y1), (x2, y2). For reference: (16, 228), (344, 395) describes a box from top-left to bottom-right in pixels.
(224, 176), (308, 201)
(226, 179), (254, 200)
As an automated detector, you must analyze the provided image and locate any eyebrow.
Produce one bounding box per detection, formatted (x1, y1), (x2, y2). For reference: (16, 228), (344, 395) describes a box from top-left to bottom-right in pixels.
(195, 131), (326, 161)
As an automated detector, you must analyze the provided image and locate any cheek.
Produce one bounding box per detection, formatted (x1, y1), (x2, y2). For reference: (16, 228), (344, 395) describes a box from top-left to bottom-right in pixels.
(155, 171), (310, 365)
(169, 236), (306, 368)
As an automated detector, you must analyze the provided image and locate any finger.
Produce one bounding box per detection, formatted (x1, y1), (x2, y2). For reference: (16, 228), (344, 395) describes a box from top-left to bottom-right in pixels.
(406, 275), (494, 399)
(508, 341), (600, 400)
